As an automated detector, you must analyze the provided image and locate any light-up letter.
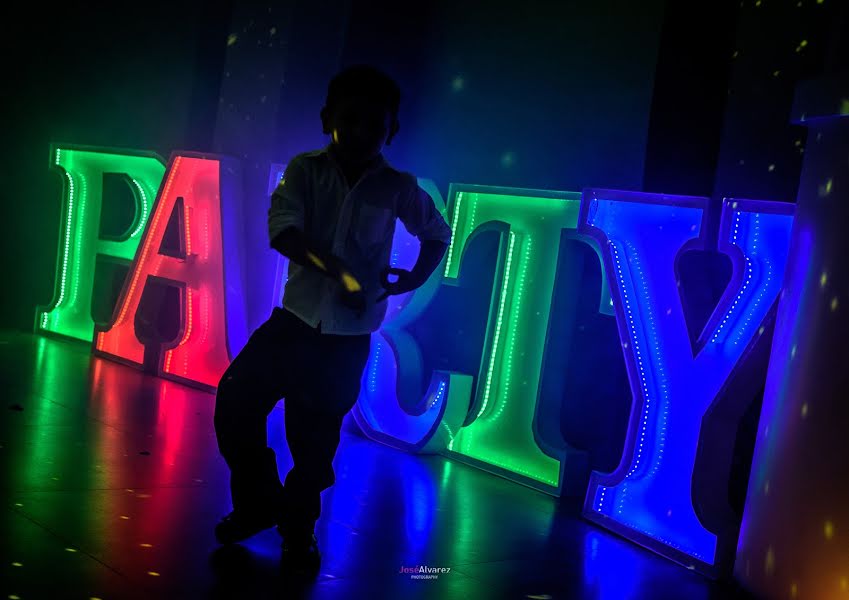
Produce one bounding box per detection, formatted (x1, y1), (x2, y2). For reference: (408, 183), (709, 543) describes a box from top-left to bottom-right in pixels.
(36, 146), (166, 342)
(94, 153), (248, 389)
(351, 180), (473, 452)
(441, 185), (587, 495)
(580, 189), (793, 575)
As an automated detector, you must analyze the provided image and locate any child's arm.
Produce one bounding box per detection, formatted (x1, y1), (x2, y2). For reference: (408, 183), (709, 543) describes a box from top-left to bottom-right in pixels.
(377, 240), (447, 301)
(378, 182), (452, 301)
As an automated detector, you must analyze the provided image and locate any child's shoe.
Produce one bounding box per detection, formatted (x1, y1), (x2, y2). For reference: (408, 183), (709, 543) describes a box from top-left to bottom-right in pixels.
(281, 532), (321, 578)
(214, 510), (277, 544)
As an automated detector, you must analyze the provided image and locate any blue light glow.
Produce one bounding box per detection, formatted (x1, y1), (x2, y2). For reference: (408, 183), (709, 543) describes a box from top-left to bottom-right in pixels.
(583, 531), (643, 600)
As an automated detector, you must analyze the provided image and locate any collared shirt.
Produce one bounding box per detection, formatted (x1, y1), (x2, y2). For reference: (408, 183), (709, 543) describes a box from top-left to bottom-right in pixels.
(268, 145), (452, 335)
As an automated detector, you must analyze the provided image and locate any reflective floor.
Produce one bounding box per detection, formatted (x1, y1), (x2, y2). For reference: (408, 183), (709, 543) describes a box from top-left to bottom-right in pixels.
(0, 333), (752, 599)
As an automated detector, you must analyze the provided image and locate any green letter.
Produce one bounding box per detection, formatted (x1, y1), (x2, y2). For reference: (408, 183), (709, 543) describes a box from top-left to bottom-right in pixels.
(36, 146), (165, 342)
(442, 185), (586, 494)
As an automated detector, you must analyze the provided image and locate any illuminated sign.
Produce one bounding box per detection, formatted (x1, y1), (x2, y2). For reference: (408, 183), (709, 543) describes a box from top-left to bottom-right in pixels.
(351, 180), (472, 456)
(94, 153), (248, 389)
(438, 185), (589, 494)
(580, 190), (793, 575)
(35, 144), (796, 577)
(36, 146), (165, 342)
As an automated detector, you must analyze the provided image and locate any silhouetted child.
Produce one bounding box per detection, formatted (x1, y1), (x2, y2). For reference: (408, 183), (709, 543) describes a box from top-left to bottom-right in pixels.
(213, 65), (451, 577)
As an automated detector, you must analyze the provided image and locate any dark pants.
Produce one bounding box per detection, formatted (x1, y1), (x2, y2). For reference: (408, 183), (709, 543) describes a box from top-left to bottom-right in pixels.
(214, 307), (371, 537)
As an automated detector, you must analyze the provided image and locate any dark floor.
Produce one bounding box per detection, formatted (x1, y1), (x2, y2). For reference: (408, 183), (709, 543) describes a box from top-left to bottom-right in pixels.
(0, 332), (752, 600)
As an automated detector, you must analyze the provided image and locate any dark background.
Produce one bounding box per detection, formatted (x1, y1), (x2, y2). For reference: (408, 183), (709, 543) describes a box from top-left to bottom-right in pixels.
(1, 0), (845, 494)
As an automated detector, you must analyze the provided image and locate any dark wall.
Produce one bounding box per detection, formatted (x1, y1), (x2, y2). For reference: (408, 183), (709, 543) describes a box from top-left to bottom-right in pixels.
(642, 0), (738, 197)
(0, 2), (232, 331)
(712, 0), (845, 203)
(344, 0), (665, 194)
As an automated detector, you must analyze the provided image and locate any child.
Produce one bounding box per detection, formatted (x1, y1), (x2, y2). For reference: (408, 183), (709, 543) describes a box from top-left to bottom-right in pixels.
(213, 65), (451, 577)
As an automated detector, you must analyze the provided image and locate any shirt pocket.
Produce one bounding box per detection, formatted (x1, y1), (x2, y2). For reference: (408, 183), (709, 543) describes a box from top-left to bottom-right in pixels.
(353, 203), (393, 249)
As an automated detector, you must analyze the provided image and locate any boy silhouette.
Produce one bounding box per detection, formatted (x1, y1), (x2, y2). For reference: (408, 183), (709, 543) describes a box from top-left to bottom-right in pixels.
(213, 65), (451, 577)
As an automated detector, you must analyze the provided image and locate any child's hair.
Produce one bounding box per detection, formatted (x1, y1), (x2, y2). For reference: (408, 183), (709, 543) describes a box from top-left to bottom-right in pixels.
(325, 65), (401, 119)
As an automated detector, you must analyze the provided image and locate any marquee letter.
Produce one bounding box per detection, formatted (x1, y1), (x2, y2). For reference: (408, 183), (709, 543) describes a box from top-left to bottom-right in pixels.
(351, 180), (472, 452)
(36, 146), (165, 341)
(580, 189), (793, 574)
(441, 185), (587, 495)
(94, 154), (248, 389)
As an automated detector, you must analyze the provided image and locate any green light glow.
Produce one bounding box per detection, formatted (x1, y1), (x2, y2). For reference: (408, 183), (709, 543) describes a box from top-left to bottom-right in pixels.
(442, 186), (582, 492)
(36, 147), (165, 342)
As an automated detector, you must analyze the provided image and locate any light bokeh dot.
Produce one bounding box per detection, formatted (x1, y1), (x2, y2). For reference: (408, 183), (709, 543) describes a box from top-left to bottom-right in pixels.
(824, 520), (835, 540)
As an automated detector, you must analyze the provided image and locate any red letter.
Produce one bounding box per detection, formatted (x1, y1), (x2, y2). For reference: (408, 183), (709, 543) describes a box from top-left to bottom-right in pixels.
(95, 154), (246, 389)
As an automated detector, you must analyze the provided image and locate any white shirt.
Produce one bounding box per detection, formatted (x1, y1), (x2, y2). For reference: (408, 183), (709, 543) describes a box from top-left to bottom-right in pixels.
(268, 145), (452, 335)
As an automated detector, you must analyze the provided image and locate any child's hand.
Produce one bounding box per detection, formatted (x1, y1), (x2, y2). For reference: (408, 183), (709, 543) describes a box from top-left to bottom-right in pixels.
(329, 257), (366, 316)
(376, 267), (421, 301)
(338, 287), (367, 316)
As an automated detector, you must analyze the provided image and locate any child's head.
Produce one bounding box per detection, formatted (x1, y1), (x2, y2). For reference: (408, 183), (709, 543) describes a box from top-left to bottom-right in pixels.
(321, 65), (401, 165)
